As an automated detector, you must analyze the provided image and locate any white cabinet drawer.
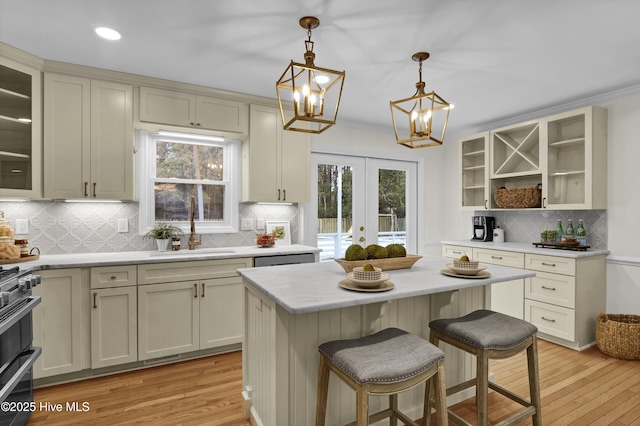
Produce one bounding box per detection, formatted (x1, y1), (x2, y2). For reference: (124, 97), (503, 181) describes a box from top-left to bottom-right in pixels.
(473, 248), (524, 268)
(91, 265), (137, 289)
(525, 253), (575, 276)
(137, 258), (252, 285)
(525, 272), (575, 309)
(442, 245), (472, 259)
(525, 299), (575, 341)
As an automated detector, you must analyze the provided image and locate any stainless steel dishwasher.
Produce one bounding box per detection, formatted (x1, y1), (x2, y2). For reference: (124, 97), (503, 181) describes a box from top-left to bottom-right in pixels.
(253, 252), (316, 267)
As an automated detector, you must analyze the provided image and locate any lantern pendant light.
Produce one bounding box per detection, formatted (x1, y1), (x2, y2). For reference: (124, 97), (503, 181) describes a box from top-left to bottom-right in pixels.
(390, 52), (452, 148)
(276, 16), (345, 134)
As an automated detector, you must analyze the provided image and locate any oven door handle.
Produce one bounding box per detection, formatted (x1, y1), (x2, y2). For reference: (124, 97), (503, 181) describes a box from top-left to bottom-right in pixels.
(0, 296), (41, 336)
(0, 346), (41, 402)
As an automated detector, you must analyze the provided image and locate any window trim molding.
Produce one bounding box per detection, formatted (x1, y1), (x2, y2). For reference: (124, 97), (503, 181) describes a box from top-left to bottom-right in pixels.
(136, 130), (240, 235)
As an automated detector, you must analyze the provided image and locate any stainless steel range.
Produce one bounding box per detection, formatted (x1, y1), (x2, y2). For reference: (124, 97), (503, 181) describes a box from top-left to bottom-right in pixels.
(0, 266), (41, 426)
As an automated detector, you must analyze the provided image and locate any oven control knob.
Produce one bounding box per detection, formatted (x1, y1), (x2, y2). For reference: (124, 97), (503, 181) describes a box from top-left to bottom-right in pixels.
(18, 279), (28, 292)
(28, 275), (40, 288)
(1, 292), (10, 306)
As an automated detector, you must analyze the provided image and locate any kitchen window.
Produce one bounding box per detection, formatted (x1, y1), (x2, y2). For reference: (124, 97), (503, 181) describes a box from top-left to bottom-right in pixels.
(137, 130), (240, 234)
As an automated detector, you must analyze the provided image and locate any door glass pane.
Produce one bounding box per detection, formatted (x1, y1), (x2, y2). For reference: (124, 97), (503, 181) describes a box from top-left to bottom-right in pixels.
(317, 164), (353, 261)
(377, 169), (406, 247)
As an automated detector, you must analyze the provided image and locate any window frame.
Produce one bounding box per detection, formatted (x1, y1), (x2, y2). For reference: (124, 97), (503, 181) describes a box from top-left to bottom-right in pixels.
(137, 130), (240, 235)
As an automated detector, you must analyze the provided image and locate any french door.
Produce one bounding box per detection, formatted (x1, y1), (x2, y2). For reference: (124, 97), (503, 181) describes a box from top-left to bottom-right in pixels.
(305, 153), (418, 261)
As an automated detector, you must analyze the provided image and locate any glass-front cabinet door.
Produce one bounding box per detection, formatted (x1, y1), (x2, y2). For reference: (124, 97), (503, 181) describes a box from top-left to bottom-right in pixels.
(0, 57), (41, 198)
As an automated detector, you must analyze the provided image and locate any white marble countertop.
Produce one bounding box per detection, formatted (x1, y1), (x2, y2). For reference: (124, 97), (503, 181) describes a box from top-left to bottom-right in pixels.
(237, 255), (536, 315)
(3, 244), (321, 270)
(441, 240), (609, 258)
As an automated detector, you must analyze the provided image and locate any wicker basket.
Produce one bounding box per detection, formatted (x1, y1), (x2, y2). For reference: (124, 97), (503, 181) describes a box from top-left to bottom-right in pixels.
(494, 184), (542, 208)
(595, 312), (640, 360)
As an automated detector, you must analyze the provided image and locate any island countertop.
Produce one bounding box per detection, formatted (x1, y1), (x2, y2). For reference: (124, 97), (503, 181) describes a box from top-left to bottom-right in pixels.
(237, 255), (535, 314)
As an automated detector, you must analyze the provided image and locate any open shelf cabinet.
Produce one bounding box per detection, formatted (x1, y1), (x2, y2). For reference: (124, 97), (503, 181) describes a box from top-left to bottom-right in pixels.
(460, 132), (489, 209)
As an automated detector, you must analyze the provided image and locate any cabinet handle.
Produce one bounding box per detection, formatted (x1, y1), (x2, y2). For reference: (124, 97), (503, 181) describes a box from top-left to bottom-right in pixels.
(541, 316), (556, 323)
(452, 250), (462, 255)
(92, 182), (97, 197)
(196, 123), (201, 127)
(542, 197), (547, 208)
(491, 255), (503, 260)
(194, 283), (198, 298)
(190, 122), (195, 126)
(283, 189), (286, 201)
(201, 282), (205, 298)
(110, 276), (116, 280)
(277, 189), (281, 201)
(93, 292), (97, 309)
(484, 199), (488, 209)
(541, 285), (556, 291)
(541, 262), (556, 267)
(84, 182), (88, 197)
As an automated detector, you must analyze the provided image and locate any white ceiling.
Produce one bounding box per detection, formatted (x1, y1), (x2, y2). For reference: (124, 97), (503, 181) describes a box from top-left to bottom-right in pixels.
(2, 0), (640, 136)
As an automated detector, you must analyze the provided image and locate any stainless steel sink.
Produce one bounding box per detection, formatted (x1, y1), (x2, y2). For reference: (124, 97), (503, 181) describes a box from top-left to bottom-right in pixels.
(148, 248), (237, 256)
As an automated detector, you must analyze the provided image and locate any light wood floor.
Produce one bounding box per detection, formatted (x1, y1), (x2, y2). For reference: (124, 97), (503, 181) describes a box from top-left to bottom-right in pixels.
(28, 339), (640, 425)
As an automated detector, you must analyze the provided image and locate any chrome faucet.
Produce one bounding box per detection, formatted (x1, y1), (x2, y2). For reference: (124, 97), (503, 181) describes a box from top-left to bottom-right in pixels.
(188, 196), (202, 250)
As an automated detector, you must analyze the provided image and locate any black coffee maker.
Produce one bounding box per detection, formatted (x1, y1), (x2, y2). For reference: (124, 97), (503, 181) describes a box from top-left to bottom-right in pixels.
(472, 216), (495, 241)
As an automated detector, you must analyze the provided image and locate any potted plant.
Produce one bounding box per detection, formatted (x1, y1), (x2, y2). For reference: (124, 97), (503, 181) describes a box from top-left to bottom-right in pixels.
(146, 223), (180, 251)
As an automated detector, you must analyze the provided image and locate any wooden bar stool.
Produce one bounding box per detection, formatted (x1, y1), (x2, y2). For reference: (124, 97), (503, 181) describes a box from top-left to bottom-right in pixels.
(428, 309), (542, 426)
(315, 327), (448, 426)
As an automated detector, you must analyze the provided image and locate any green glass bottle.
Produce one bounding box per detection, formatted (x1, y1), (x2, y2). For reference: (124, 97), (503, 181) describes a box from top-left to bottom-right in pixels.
(576, 219), (587, 246)
(555, 219), (564, 244)
(565, 219), (575, 238)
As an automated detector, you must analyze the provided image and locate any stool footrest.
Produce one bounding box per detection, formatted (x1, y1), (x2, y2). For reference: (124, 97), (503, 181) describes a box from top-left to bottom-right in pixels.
(494, 406), (537, 426)
(343, 407), (419, 426)
(489, 382), (533, 408)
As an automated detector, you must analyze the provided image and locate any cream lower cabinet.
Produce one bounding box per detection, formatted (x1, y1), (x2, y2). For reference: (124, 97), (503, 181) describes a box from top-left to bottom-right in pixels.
(90, 265), (137, 368)
(524, 253), (605, 350)
(44, 73), (134, 200)
(243, 104), (310, 203)
(442, 245), (525, 320)
(137, 258), (252, 361)
(32, 269), (83, 379)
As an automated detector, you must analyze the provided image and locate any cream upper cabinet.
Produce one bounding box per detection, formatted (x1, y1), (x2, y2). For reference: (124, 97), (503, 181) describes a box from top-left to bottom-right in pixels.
(44, 74), (134, 200)
(139, 86), (248, 134)
(542, 106), (607, 210)
(460, 132), (490, 209)
(0, 56), (42, 199)
(462, 105), (607, 210)
(243, 104), (310, 203)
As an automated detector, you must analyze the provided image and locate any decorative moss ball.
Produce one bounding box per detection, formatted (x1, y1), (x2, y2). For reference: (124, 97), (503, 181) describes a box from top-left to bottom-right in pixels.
(345, 244), (367, 261)
(365, 244), (388, 259)
(386, 244), (407, 258)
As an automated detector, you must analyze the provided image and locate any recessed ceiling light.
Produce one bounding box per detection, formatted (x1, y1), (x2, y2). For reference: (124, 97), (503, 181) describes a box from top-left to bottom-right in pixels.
(95, 26), (121, 41)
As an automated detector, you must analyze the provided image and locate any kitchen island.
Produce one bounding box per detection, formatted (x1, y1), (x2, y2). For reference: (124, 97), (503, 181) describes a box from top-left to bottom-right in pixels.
(238, 255), (536, 426)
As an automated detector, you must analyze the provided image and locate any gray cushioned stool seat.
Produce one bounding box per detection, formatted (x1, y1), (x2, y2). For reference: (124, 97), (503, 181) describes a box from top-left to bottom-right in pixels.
(429, 309), (538, 350)
(319, 327), (444, 384)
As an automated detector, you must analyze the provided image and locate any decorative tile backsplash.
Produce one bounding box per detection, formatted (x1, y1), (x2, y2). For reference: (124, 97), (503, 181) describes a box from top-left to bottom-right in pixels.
(474, 210), (607, 250)
(0, 201), (299, 255)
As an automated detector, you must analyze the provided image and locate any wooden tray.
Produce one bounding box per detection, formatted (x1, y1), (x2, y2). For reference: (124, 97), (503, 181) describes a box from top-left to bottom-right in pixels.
(335, 254), (422, 272)
(0, 254), (40, 265)
(532, 242), (590, 251)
